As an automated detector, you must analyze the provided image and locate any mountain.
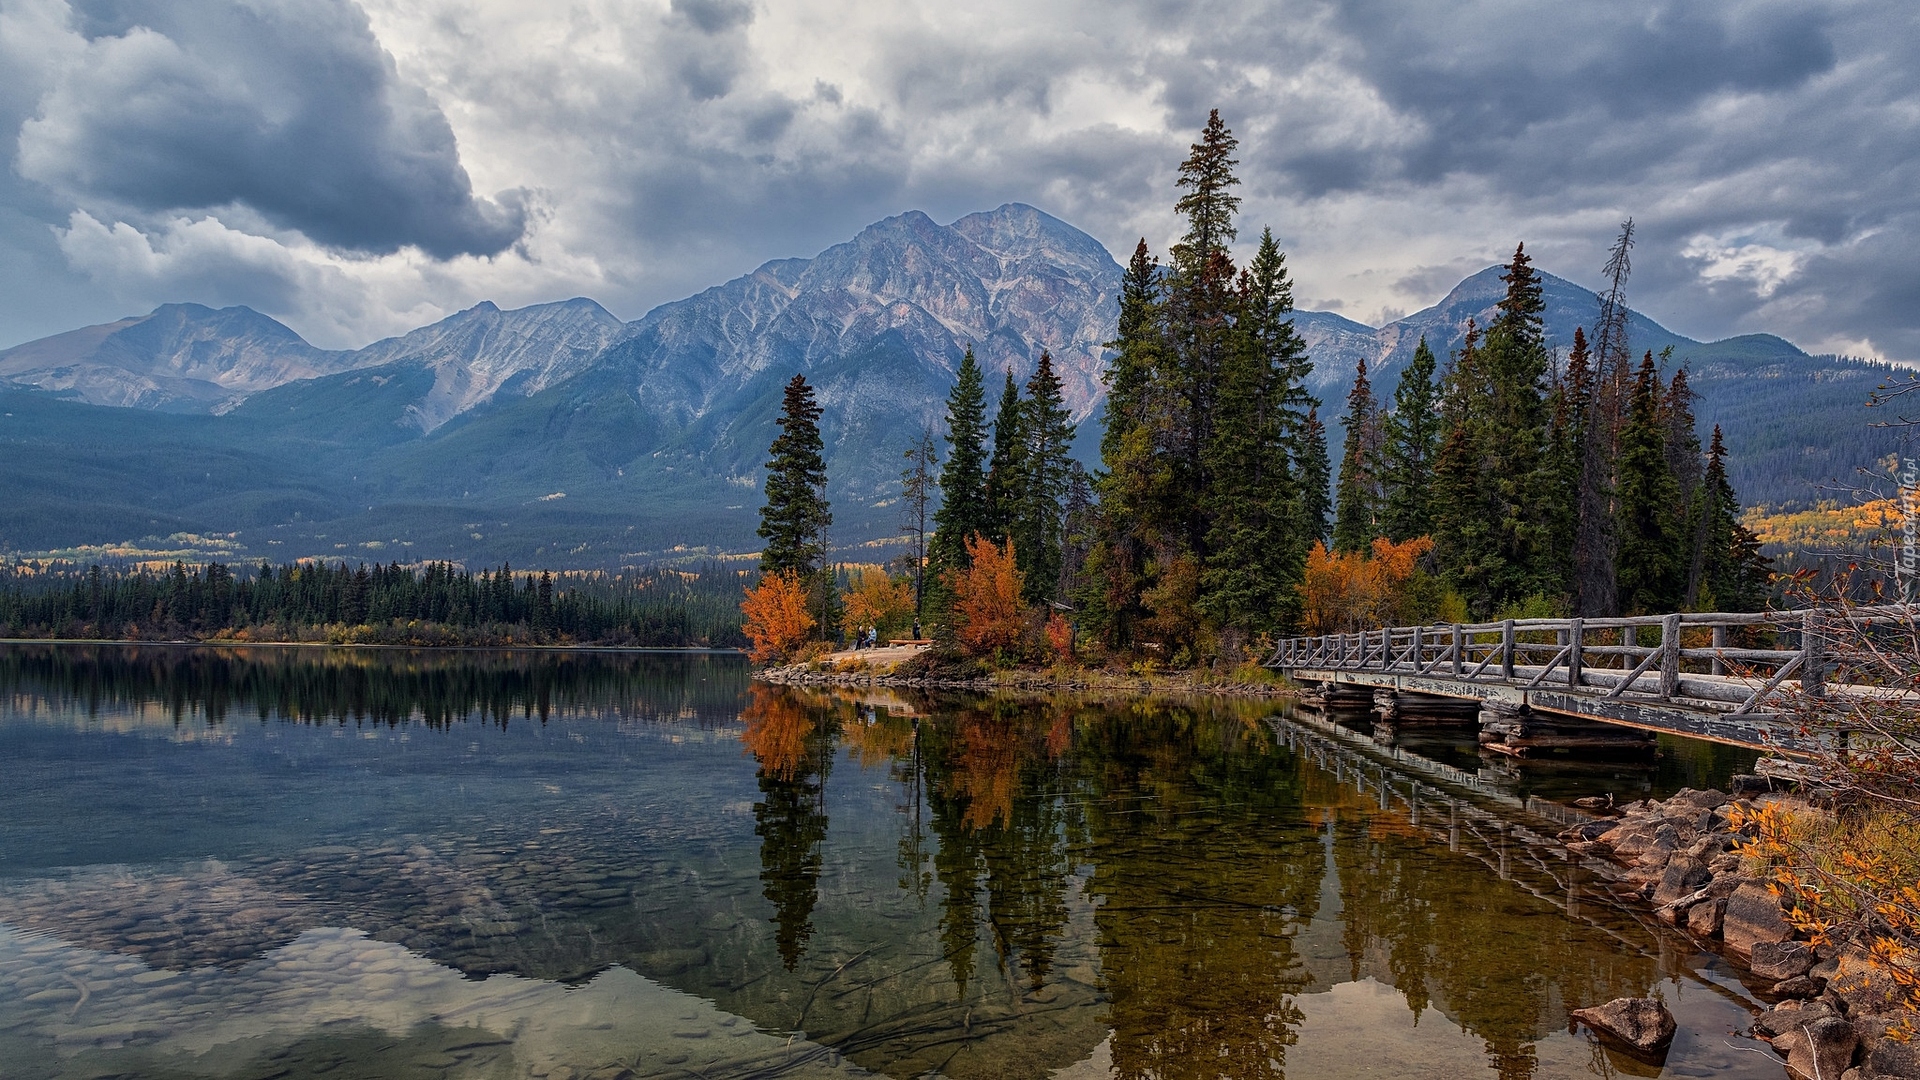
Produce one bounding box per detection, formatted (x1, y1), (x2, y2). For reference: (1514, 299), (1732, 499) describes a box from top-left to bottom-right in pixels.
(0, 206), (1900, 567)
(0, 303), (354, 412)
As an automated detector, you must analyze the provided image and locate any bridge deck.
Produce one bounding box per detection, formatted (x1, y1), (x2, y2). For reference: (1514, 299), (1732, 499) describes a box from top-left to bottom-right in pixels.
(1264, 609), (1907, 753)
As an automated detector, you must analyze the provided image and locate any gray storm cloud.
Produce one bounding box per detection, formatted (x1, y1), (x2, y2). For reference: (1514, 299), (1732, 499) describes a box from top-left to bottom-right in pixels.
(16, 0), (525, 259)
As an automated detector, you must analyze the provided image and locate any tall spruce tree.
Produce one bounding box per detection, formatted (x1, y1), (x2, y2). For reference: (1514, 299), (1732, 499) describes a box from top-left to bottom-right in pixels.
(1298, 407), (1332, 548)
(1615, 352), (1685, 614)
(758, 374), (832, 578)
(1381, 338), (1441, 542)
(1539, 326), (1592, 598)
(1014, 351), (1076, 605)
(1198, 227), (1313, 636)
(1088, 241), (1165, 646)
(1695, 425), (1771, 611)
(1333, 357), (1385, 553)
(985, 368), (1028, 540)
(931, 347), (990, 572)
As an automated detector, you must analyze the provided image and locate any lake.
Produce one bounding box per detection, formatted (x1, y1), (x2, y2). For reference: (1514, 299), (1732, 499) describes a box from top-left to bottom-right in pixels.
(0, 644), (1782, 1079)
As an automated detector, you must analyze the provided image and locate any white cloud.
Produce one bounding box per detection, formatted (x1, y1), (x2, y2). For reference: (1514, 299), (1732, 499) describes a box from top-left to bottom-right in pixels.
(1682, 231), (1809, 298)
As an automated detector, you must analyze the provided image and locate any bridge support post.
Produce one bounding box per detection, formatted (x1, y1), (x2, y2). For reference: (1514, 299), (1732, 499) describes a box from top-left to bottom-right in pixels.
(1451, 624), (1463, 677)
(1568, 618), (1584, 688)
(1373, 688), (1399, 723)
(1500, 620), (1515, 680)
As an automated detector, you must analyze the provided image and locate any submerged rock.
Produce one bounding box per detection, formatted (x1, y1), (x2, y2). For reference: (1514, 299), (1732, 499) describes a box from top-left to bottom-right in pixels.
(1571, 997), (1677, 1055)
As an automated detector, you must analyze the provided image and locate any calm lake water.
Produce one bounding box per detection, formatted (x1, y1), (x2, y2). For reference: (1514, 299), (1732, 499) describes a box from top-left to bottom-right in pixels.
(0, 645), (1782, 1079)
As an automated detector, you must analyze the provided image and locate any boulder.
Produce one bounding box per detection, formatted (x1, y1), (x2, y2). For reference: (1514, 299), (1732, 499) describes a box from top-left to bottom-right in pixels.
(1687, 897), (1727, 937)
(1563, 819), (1617, 843)
(1770, 975), (1825, 999)
(1772, 1016), (1856, 1080)
(1652, 856), (1714, 906)
(1753, 941), (1819, 982)
(1724, 881), (1795, 959)
(1869, 1038), (1920, 1079)
(1756, 999), (1839, 1039)
(1665, 787), (1731, 810)
(1633, 825), (1684, 868)
(1572, 997), (1678, 1055)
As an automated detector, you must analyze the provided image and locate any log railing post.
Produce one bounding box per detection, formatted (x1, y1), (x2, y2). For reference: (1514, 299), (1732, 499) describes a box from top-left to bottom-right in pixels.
(1711, 624), (1727, 677)
(1412, 624), (1423, 672)
(1452, 624), (1463, 677)
(1500, 620), (1515, 680)
(1803, 610), (1825, 700)
(1659, 613), (1682, 699)
(1568, 618), (1583, 689)
(1622, 624), (1635, 671)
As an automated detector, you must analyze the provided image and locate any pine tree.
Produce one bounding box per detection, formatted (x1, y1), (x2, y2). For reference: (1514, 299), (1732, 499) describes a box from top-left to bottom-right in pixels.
(1539, 326), (1591, 598)
(985, 368), (1027, 541)
(1615, 352), (1684, 614)
(1013, 351), (1076, 605)
(1333, 357), (1385, 553)
(1198, 227), (1313, 637)
(930, 347), (989, 573)
(1381, 338), (1441, 542)
(758, 374), (832, 579)
(1695, 425), (1771, 611)
(1089, 241), (1166, 647)
(1298, 408), (1332, 548)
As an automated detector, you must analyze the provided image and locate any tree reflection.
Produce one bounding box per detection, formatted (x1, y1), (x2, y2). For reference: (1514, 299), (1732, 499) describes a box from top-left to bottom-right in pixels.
(742, 686), (835, 969)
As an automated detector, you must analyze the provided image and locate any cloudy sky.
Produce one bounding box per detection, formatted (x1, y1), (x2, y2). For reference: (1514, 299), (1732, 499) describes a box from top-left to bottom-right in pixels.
(0, 0), (1914, 360)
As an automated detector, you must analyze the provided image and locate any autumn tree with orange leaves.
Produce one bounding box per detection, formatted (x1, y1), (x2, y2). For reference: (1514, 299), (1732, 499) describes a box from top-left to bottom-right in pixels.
(947, 534), (1028, 659)
(741, 570), (816, 663)
(841, 568), (915, 641)
(1297, 535), (1443, 635)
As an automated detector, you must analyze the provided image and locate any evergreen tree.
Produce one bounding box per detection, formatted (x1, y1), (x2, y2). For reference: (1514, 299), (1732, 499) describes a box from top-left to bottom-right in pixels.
(1198, 227), (1313, 637)
(1381, 338), (1441, 542)
(985, 368), (1027, 540)
(1297, 408), (1332, 548)
(1333, 357), (1385, 552)
(1539, 326), (1592, 597)
(758, 374), (832, 578)
(1089, 241), (1166, 647)
(930, 347), (989, 572)
(1615, 352), (1685, 614)
(1695, 425), (1772, 611)
(1013, 351), (1076, 605)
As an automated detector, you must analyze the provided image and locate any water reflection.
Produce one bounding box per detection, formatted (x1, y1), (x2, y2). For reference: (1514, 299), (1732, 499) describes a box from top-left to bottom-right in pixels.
(0, 647), (1778, 1079)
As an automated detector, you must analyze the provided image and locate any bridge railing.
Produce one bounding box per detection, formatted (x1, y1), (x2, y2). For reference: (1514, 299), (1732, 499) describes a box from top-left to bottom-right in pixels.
(1267, 607), (1917, 715)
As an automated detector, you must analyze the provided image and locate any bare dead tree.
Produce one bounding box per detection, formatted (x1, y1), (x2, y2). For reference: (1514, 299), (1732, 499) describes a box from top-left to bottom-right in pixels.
(1573, 219), (1634, 616)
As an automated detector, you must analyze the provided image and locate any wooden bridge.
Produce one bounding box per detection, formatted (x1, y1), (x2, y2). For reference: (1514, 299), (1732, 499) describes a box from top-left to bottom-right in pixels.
(1265, 610), (1852, 753)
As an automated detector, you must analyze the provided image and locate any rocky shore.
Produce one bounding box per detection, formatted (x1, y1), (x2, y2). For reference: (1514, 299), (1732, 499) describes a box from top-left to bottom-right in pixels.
(1563, 782), (1918, 1079)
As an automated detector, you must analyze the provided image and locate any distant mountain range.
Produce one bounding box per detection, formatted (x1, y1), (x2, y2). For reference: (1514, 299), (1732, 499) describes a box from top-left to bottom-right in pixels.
(0, 204), (1900, 567)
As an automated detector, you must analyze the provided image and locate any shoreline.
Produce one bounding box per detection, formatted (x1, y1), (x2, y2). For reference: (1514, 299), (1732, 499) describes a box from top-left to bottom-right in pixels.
(1565, 785), (1918, 1077)
(753, 658), (1296, 698)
